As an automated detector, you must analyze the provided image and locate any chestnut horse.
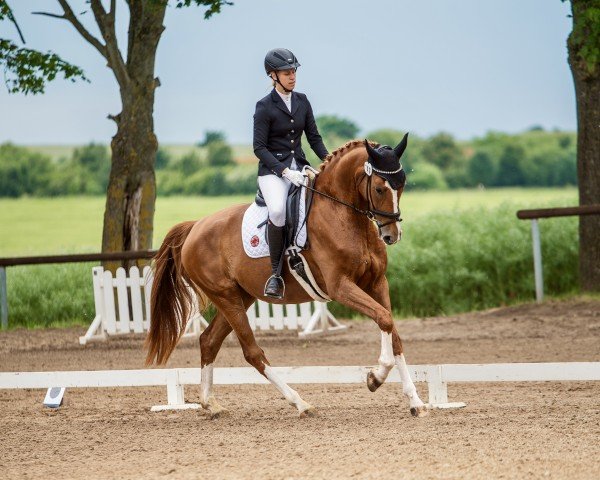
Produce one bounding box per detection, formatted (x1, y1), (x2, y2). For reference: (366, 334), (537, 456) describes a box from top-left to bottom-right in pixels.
(145, 137), (427, 418)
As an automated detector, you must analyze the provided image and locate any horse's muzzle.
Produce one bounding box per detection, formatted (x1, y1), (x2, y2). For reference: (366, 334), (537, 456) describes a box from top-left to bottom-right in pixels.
(383, 235), (397, 245)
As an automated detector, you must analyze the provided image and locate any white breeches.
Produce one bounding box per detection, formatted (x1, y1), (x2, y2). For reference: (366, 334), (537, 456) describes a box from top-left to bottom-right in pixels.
(258, 174), (292, 227)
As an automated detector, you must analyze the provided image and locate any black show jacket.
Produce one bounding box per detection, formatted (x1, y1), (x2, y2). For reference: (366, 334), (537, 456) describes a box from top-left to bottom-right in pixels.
(253, 89), (329, 177)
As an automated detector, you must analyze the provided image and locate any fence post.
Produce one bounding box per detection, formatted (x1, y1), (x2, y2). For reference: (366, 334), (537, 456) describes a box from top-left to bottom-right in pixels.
(531, 219), (544, 303)
(0, 266), (7, 330)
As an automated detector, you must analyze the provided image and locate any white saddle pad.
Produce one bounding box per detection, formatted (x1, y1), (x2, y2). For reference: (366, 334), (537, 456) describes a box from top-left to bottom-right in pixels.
(242, 174), (310, 259)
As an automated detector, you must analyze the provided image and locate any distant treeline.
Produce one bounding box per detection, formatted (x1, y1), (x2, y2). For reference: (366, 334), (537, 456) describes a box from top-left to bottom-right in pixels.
(0, 120), (577, 198)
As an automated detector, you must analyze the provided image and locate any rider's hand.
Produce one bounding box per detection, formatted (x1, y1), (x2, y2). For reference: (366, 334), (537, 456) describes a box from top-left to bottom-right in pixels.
(282, 168), (305, 187)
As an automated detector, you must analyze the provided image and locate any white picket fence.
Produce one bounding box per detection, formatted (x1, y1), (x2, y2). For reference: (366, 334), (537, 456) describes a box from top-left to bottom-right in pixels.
(80, 267), (346, 345)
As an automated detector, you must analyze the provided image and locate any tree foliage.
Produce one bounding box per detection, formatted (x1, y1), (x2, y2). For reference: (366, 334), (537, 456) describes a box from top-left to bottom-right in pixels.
(316, 115), (360, 141)
(198, 130), (226, 146)
(0, 1), (87, 94)
(0, 128), (578, 197)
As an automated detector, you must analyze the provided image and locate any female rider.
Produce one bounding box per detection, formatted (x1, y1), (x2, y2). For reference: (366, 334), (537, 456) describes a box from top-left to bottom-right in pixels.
(253, 48), (329, 299)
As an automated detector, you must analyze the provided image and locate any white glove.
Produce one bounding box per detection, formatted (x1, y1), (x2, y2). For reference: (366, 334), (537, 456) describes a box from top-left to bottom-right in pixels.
(282, 168), (305, 187)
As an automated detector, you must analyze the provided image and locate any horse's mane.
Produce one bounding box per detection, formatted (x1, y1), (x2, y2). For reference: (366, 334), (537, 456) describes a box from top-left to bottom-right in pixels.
(319, 139), (380, 172)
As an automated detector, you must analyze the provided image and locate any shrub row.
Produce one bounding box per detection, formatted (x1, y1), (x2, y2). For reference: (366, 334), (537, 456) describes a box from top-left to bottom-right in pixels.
(5, 204), (578, 328)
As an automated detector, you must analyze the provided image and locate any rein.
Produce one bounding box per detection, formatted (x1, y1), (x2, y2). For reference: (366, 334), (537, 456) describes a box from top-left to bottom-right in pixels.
(301, 173), (402, 232)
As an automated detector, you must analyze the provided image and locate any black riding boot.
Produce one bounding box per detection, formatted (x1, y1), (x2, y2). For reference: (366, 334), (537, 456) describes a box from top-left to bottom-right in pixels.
(264, 223), (286, 299)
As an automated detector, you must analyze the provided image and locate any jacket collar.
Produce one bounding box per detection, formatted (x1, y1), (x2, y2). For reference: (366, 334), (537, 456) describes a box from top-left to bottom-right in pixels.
(270, 88), (298, 117)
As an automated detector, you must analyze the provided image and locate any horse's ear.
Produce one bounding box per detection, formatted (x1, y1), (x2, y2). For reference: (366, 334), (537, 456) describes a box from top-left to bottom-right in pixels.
(394, 133), (409, 159)
(364, 139), (380, 161)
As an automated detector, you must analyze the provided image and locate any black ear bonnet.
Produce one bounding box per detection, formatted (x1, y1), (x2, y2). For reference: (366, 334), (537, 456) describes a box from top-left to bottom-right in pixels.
(363, 133), (408, 189)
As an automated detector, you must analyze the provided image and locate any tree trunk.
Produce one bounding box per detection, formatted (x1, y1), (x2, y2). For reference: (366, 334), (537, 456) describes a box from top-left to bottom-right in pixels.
(567, 0), (600, 291)
(101, 2), (166, 271)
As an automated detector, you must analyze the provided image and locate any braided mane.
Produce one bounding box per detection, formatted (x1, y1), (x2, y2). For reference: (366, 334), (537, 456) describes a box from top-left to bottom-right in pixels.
(320, 139), (380, 172)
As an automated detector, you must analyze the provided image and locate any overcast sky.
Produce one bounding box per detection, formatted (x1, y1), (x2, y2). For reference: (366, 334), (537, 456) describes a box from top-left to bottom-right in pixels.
(1, 0), (575, 145)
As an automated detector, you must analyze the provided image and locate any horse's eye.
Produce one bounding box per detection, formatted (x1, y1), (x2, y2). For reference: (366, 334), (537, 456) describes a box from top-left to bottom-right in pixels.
(375, 187), (384, 194)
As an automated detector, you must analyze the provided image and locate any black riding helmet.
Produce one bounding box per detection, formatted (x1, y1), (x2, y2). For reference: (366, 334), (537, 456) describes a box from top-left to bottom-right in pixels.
(264, 48), (301, 74)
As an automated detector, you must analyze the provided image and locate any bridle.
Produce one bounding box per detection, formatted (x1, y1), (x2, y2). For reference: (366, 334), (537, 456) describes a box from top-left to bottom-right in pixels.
(301, 160), (403, 235)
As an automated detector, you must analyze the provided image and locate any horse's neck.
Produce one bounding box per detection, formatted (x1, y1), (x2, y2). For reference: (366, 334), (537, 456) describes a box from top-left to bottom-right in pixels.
(313, 152), (371, 228)
(317, 153), (364, 207)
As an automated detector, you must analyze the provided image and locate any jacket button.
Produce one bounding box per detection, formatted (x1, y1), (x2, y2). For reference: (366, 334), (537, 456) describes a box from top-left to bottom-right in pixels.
(291, 139), (294, 144)
(291, 130), (295, 133)
(291, 150), (295, 154)
(291, 119), (294, 123)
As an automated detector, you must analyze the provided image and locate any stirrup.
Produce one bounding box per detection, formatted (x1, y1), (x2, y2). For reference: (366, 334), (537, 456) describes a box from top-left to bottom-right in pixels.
(264, 274), (285, 299)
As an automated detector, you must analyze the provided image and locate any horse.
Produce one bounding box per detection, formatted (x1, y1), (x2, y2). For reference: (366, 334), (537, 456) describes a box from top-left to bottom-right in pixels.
(145, 135), (428, 418)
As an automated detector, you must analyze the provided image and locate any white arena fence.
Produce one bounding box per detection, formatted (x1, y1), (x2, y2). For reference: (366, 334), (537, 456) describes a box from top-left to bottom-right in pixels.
(1, 362), (599, 412)
(80, 266), (346, 345)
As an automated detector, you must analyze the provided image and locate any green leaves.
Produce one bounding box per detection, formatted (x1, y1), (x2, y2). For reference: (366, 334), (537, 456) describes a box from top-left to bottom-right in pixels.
(0, 40), (88, 94)
(174, 0), (234, 19)
(1, 0), (88, 95)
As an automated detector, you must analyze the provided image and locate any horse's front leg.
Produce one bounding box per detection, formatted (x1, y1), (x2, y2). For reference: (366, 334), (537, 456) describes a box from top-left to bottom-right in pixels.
(367, 277), (427, 417)
(333, 277), (427, 417)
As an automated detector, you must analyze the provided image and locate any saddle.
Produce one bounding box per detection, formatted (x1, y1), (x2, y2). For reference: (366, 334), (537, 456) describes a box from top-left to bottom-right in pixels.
(241, 166), (330, 302)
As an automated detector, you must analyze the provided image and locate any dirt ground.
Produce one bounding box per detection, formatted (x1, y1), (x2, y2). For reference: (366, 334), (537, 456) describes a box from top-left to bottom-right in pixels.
(1, 298), (599, 480)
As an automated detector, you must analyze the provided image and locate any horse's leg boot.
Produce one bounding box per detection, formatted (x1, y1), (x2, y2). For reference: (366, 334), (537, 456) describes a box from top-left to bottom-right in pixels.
(264, 223), (285, 299)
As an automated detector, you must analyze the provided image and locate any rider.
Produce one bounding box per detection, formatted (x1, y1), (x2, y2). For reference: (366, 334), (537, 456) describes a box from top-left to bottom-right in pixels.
(254, 48), (329, 299)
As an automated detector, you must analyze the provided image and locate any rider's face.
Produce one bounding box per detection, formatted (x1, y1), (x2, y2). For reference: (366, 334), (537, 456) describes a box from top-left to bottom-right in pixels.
(272, 68), (296, 92)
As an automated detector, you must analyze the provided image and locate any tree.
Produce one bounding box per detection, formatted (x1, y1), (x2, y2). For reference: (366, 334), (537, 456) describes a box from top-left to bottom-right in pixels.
(198, 130), (226, 147)
(206, 140), (234, 167)
(468, 151), (497, 187)
(316, 115), (360, 140)
(565, 0), (600, 291)
(422, 132), (464, 171)
(496, 145), (526, 186)
(3, 0), (231, 269)
(0, 143), (52, 197)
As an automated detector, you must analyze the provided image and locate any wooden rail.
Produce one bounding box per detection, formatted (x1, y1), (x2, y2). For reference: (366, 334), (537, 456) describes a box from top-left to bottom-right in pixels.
(516, 204), (600, 220)
(516, 204), (600, 303)
(0, 250), (156, 267)
(0, 250), (157, 329)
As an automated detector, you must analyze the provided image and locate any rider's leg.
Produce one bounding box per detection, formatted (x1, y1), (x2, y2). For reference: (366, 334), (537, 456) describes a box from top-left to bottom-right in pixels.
(258, 174), (290, 298)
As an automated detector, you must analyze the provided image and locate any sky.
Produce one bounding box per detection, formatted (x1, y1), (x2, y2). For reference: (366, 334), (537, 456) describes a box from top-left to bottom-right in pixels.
(0, 0), (575, 145)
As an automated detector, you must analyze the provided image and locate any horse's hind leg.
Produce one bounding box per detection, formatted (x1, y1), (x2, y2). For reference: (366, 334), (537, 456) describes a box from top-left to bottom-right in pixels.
(210, 289), (315, 417)
(199, 312), (232, 418)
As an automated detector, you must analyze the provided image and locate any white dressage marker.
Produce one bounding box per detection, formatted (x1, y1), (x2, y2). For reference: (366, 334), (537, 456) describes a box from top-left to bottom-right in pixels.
(43, 387), (65, 408)
(80, 267), (345, 344)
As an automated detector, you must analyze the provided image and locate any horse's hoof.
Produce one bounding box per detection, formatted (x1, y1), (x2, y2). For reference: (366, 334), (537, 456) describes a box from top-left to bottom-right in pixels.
(410, 405), (429, 418)
(367, 371), (383, 392)
(299, 405), (317, 418)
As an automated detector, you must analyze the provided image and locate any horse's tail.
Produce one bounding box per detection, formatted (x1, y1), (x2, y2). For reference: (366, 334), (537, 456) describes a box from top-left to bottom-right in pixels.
(145, 220), (203, 366)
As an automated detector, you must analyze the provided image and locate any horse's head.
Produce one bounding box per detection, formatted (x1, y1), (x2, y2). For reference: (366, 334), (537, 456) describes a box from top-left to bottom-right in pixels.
(361, 134), (408, 245)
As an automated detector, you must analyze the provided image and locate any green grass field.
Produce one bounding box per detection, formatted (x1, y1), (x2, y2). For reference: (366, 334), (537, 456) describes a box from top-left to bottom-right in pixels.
(0, 187), (577, 256)
(0, 187), (580, 328)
